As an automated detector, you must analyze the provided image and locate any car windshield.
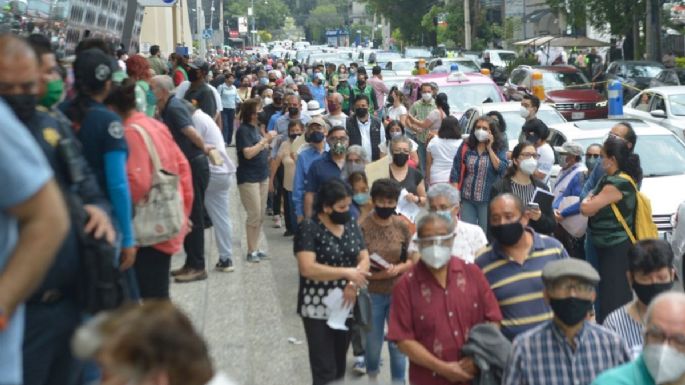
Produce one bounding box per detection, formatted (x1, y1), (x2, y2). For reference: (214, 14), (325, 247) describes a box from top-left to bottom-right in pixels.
(500, 109), (567, 141)
(449, 60), (480, 73)
(390, 61), (415, 71)
(542, 71), (590, 90)
(497, 52), (517, 62)
(442, 84), (502, 112)
(625, 64), (663, 78)
(376, 52), (402, 62)
(406, 48), (431, 58)
(575, 135), (685, 177)
(669, 94), (685, 116)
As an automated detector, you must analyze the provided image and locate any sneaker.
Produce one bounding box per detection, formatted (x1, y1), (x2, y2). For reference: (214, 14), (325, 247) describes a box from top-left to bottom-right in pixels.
(255, 250), (269, 260)
(246, 252), (260, 263)
(273, 215), (282, 228)
(170, 265), (191, 277)
(266, 207), (274, 216)
(283, 230), (294, 237)
(174, 269), (208, 283)
(215, 259), (235, 272)
(352, 359), (366, 375)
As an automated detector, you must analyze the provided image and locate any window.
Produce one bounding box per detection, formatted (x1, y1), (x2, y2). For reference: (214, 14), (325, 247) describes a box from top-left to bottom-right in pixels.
(650, 94), (666, 112)
(510, 69), (526, 85)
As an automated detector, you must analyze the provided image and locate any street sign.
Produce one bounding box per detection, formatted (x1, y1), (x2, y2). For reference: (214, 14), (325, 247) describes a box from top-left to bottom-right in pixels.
(238, 17), (248, 33)
(138, 0), (177, 7)
(203, 29), (213, 39)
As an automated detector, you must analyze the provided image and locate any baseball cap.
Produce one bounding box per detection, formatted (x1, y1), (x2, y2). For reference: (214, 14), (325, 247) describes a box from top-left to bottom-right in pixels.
(73, 48), (116, 90)
(307, 116), (327, 128)
(188, 57), (209, 72)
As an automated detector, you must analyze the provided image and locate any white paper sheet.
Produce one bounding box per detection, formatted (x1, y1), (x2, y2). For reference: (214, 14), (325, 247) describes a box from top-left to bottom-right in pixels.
(397, 188), (421, 223)
(322, 288), (353, 331)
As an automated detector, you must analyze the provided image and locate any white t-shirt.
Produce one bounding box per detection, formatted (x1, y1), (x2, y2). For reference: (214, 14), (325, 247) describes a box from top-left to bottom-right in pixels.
(192, 109), (236, 175)
(408, 220), (487, 263)
(426, 137), (462, 184)
(387, 105), (407, 121)
(325, 113), (347, 128)
(537, 142), (555, 184)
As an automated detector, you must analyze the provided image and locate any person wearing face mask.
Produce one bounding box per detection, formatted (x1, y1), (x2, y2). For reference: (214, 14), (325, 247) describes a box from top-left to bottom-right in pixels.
(592, 292), (685, 385)
(426, 116), (462, 186)
(388, 212), (503, 385)
(274, 93), (311, 137)
(303, 126), (349, 219)
(341, 145), (368, 181)
(603, 239), (677, 358)
(476, 193), (569, 340)
(385, 87), (408, 128)
(581, 137), (642, 323)
(237, 75), (252, 108)
(491, 142), (556, 235)
(408, 83), (436, 172)
(407, 183), (487, 263)
(359, 178), (412, 383)
(383, 120), (420, 167)
(348, 63), (359, 87)
(388, 136), (427, 207)
(347, 94), (385, 161)
(270, 120), (303, 237)
(183, 58), (217, 123)
(336, 73), (355, 114)
(406, 92), (449, 143)
(504, 258), (631, 385)
(520, 93), (539, 122)
(353, 72), (379, 113)
(521, 118), (555, 185)
(348, 171), (373, 223)
(259, 88), (283, 130)
(217, 73), (240, 145)
(27, 34), (65, 110)
(551, 142), (588, 259)
(308, 72), (327, 109)
(324, 92), (348, 128)
(295, 179), (371, 385)
(294, 119), (329, 222)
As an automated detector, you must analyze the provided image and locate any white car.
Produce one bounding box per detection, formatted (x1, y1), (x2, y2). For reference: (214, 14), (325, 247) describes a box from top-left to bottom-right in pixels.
(428, 57), (481, 73)
(384, 59), (419, 77)
(671, 201), (685, 288)
(482, 49), (518, 68)
(459, 102), (567, 149)
(548, 118), (685, 238)
(623, 86), (685, 141)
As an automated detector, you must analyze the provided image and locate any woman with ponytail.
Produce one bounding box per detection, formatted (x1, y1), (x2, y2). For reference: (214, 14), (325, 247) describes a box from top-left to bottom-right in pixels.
(405, 92), (450, 137)
(581, 136), (642, 323)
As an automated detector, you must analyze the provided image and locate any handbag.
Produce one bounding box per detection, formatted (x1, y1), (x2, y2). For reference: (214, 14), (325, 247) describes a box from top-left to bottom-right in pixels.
(353, 287), (373, 332)
(558, 196), (588, 238)
(130, 124), (185, 246)
(456, 142), (468, 191)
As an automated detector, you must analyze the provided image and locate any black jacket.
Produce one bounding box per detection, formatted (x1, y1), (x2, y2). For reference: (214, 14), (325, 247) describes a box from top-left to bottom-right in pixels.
(490, 176), (556, 235)
(461, 323), (512, 385)
(347, 116), (383, 161)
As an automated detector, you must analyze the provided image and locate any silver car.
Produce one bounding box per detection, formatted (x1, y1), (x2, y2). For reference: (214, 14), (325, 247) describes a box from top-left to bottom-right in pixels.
(623, 86), (685, 141)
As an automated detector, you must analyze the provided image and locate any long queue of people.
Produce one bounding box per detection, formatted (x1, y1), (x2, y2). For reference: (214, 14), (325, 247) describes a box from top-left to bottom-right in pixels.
(1, 32), (685, 385)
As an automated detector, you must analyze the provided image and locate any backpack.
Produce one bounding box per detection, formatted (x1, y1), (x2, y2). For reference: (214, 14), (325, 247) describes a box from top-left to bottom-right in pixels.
(610, 172), (658, 243)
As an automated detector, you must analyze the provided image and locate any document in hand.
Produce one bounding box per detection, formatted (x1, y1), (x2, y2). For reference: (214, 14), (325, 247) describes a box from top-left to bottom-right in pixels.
(397, 189), (420, 223)
(322, 288), (353, 331)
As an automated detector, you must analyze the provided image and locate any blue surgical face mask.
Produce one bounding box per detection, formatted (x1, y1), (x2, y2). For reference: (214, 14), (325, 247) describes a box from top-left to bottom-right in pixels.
(352, 192), (370, 206)
(435, 209), (454, 225)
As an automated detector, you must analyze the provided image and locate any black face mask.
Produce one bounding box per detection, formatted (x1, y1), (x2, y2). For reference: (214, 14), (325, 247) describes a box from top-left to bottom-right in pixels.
(188, 69), (199, 82)
(3, 94), (37, 124)
(392, 153), (409, 167)
(375, 206), (396, 219)
(490, 220), (524, 246)
(307, 131), (324, 143)
(288, 107), (299, 116)
(632, 281), (673, 305)
(289, 134), (299, 141)
(549, 297), (594, 326)
(355, 107), (368, 118)
(525, 132), (540, 144)
(329, 209), (351, 225)
(358, 81), (366, 88)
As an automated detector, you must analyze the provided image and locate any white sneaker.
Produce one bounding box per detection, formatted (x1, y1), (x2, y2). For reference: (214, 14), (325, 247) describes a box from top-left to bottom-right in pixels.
(273, 215), (282, 228)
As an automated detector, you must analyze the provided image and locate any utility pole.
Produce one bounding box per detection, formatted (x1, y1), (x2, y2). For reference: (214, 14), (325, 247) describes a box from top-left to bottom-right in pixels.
(645, 0), (662, 61)
(464, 0), (471, 50)
(250, 0), (255, 47)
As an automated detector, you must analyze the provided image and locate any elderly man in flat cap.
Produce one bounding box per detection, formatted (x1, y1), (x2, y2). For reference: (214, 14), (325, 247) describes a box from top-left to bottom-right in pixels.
(504, 258), (631, 385)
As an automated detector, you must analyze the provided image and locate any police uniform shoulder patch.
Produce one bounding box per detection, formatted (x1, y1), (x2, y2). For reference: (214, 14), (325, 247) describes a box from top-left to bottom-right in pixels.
(42, 127), (61, 147)
(108, 121), (124, 139)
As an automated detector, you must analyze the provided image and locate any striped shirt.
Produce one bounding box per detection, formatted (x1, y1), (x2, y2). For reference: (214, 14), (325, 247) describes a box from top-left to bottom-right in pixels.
(504, 321), (632, 385)
(602, 305), (644, 359)
(475, 229), (569, 340)
(511, 180), (536, 205)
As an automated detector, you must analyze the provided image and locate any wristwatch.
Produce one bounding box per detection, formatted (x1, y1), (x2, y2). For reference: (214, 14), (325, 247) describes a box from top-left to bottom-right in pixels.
(0, 306), (8, 332)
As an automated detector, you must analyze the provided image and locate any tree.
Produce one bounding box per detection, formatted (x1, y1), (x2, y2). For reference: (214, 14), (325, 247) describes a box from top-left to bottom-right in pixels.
(305, 4), (344, 43)
(225, 0), (290, 32)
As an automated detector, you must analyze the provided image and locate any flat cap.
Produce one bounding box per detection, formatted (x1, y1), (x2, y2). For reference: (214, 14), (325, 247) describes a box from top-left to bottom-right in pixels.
(555, 141), (584, 157)
(542, 258), (600, 285)
(307, 116), (327, 128)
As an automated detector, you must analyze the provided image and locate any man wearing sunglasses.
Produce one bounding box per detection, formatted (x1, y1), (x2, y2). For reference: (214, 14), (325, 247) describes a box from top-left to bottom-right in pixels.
(592, 292), (685, 385)
(388, 212), (502, 385)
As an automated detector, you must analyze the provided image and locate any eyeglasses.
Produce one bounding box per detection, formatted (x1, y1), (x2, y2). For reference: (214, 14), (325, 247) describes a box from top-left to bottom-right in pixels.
(329, 136), (349, 143)
(519, 152), (540, 160)
(585, 154), (601, 159)
(645, 327), (685, 351)
(416, 234), (455, 248)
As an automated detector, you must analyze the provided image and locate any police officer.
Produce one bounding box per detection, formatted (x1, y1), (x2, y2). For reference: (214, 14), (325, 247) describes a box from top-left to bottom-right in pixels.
(0, 34), (115, 385)
(61, 47), (137, 271)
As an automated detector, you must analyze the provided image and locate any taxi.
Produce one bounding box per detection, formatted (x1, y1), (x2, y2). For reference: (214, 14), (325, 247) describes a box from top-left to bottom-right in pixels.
(402, 70), (506, 116)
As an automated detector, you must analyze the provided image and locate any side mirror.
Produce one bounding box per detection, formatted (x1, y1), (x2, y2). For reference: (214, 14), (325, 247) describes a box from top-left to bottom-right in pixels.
(650, 109), (667, 119)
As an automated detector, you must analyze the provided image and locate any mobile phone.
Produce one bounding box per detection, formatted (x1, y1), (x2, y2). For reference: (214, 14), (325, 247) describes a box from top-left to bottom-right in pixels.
(526, 202), (540, 211)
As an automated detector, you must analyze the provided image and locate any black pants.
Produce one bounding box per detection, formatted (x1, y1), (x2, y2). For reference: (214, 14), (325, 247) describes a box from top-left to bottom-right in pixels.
(302, 318), (351, 385)
(596, 240), (633, 323)
(283, 190), (296, 233)
(134, 247), (172, 299)
(221, 108), (235, 145)
(273, 164), (284, 216)
(185, 155), (210, 270)
(554, 225), (586, 260)
(23, 299), (82, 385)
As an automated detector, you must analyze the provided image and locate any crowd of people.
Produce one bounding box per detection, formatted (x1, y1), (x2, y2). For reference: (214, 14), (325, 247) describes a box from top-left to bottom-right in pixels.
(1, 32), (685, 385)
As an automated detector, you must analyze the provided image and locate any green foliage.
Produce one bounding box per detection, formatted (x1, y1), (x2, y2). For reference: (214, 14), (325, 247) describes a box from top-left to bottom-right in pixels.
(505, 55), (538, 75)
(225, 0), (290, 31)
(306, 4), (344, 43)
(258, 30), (272, 42)
(675, 57), (685, 69)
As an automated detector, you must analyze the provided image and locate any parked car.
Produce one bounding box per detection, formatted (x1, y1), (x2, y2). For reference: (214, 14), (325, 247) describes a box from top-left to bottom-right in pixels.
(427, 57), (481, 73)
(459, 102), (567, 149)
(504, 65), (608, 121)
(384, 58), (419, 77)
(482, 49), (518, 68)
(623, 86), (685, 140)
(548, 118), (685, 238)
(650, 68), (685, 87)
(605, 60), (665, 99)
(370, 51), (402, 68)
(670, 201), (685, 290)
(404, 47), (432, 59)
(402, 71), (506, 115)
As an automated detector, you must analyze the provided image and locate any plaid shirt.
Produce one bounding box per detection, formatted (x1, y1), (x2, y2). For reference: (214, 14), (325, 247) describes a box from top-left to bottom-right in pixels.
(504, 321), (631, 385)
(408, 99), (436, 143)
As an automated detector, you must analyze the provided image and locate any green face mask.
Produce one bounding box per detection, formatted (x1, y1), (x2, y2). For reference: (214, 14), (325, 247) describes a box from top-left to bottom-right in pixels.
(39, 79), (64, 108)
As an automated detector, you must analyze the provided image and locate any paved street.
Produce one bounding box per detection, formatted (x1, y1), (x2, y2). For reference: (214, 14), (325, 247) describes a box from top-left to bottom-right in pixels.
(169, 148), (392, 385)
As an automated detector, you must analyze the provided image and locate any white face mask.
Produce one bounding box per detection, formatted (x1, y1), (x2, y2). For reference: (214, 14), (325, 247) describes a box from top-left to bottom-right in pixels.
(420, 245), (451, 269)
(422, 93), (433, 102)
(519, 106), (530, 119)
(263, 97), (273, 106)
(519, 158), (538, 176)
(643, 344), (685, 384)
(474, 129), (489, 142)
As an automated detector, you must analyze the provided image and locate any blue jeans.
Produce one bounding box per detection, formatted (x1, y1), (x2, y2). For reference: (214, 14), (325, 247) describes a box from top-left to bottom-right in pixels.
(221, 108), (235, 145)
(365, 293), (406, 383)
(461, 199), (489, 233)
(584, 230), (601, 316)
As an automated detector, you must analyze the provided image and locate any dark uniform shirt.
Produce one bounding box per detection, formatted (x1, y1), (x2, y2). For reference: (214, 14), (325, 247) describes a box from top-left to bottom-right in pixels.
(161, 95), (203, 160)
(184, 82), (217, 118)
